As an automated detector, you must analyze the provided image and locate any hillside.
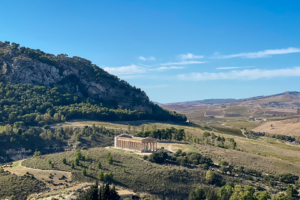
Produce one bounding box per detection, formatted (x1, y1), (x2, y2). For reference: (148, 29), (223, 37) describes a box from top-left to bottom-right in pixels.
(0, 41), (151, 112)
(160, 91), (300, 129)
(0, 41), (186, 125)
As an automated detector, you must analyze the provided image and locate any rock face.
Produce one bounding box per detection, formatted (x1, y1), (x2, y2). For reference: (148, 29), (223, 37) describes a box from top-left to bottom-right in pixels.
(0, 41), (152, 112)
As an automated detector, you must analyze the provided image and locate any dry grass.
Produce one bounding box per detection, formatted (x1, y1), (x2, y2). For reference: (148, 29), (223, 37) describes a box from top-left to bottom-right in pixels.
(21, 147), (250, 199)
(253, 118), (300, 136)
(195, 143), (300, 175)
(157, 142), (200, 153)
(4, 160), (71, 189)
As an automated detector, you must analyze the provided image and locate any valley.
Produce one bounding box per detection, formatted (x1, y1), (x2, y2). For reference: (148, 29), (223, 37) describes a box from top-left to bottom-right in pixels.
(1, 42), (300, 199)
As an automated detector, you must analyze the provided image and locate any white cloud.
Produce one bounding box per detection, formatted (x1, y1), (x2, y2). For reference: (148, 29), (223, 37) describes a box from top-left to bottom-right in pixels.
(178, 67), (300, 81)
(217, 66), (255, 70)
(138, 56), (146, 61)
(138, 56), (156, 61)
(161, 60), (207, 66)
(179, 53), (204, 60)
(214, 47), (300, 59)
(103, 64), (146, 75)
(103, 64), (183, 76)
(153, 66), (185, 71)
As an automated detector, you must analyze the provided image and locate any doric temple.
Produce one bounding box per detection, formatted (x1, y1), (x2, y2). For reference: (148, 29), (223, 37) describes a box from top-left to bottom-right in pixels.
(114, 134), (158, 152)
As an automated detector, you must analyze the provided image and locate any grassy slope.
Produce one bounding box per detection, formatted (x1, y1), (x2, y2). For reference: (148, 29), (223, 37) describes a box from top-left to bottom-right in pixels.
(0, 171), (47, 200)
(51, 120), (300, 175)
(22, 148), (244, 199)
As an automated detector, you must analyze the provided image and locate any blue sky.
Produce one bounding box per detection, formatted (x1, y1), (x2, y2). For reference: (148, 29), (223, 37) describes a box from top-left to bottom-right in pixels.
(1, 0), (300, 103)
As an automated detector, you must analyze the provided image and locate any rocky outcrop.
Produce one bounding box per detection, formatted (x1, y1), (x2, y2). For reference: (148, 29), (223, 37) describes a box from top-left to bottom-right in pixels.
(0, 41), (152, 112)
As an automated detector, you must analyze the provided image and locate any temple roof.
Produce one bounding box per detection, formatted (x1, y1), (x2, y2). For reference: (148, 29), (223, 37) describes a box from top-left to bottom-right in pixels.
(116, 134), (157, 142)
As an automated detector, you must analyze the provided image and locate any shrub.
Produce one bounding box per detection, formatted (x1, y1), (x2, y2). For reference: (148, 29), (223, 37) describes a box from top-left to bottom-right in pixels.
(75, 158), (80, 166)
(82, 168), (87, 176)
(98, 171), (103, 181)
(107, 155), (113, 165)
(33, 151), (41, 157)
(143, 155), (148, 160)
(62, 158), (67, 164)
(97, 161), (102, 169)
(206, 170), (215, 184)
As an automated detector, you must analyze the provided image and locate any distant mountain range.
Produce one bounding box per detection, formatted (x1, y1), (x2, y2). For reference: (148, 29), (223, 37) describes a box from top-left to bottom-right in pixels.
(160, 91), (300, 106)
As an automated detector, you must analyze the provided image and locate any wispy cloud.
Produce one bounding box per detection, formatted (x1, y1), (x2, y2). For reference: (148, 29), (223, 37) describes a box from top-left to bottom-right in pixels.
(138, 56), (156, 61)
(103, 64), (146, 75)
(161, 60), (207, 66)
(153, 66), (185, 71)
(217, 66), (255, 70)
(103, 64), (184, 76)
(214, 47), (300, 59)
(179, 53), (204, 60)
(178, 67), (300, 81)
(138, 56), (146, 61)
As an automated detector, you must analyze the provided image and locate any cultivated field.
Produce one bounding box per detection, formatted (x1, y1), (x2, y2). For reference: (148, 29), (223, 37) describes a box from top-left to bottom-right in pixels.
(253, 118), (300, 136)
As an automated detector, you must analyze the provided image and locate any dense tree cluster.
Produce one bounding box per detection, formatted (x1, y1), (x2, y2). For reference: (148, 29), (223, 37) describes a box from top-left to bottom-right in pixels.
(189, 184), (299, 200)
(80, 182), (119, 200)
(147, 149), (213, 167)
(134, 127), (186, 141)
(0, 83), (186, 126)
(271, 134), (295, 142)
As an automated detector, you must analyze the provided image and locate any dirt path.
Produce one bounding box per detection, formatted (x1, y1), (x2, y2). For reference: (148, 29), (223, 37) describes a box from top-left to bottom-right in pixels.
(4, 160), (71, 189)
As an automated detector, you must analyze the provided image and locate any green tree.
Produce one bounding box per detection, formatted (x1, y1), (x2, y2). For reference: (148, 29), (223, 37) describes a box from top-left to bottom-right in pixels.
(71, 162), (75, 169)
(50, 163), (54, 168)
(107, 155), (113, 165)
(48, 159), (52, 164)
(286, 186), (299, 198)
(97, 161), (102, 169)
(76, 149), (82, 160)
(230, 185), (243, 200)
(82, 168), (87, 176)
(257, 191), (271, 200)
(206, 170), (215, 184)
(98, 171), (104, 181)
(106, 152), (111, 160)
(62, 158), (67, 164)
(33, 151), (41, 157)
(75, 157), (80, 166)
(218, 185), (233, 200)
(104, 173), (109, 180)
(188, 186), (206, 200)
(89, 165), (92, 170)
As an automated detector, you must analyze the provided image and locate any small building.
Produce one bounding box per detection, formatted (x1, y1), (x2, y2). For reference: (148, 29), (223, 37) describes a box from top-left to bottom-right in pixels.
(114, 134), (157, 152)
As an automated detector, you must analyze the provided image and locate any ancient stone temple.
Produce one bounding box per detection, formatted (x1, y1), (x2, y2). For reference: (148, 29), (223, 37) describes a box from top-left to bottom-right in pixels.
(114, 134), (157, 152)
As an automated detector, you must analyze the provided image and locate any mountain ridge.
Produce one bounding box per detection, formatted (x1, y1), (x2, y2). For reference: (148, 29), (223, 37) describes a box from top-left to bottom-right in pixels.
(0, 41), (151, 112)
(161, 91), (300, 106)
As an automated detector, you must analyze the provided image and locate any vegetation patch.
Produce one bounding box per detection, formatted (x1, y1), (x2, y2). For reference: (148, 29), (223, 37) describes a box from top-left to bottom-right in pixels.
(0, 170), (47, 200)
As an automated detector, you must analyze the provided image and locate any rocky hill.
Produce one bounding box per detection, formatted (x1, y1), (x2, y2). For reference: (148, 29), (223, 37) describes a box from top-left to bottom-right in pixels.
(0, 41), (151, 112)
